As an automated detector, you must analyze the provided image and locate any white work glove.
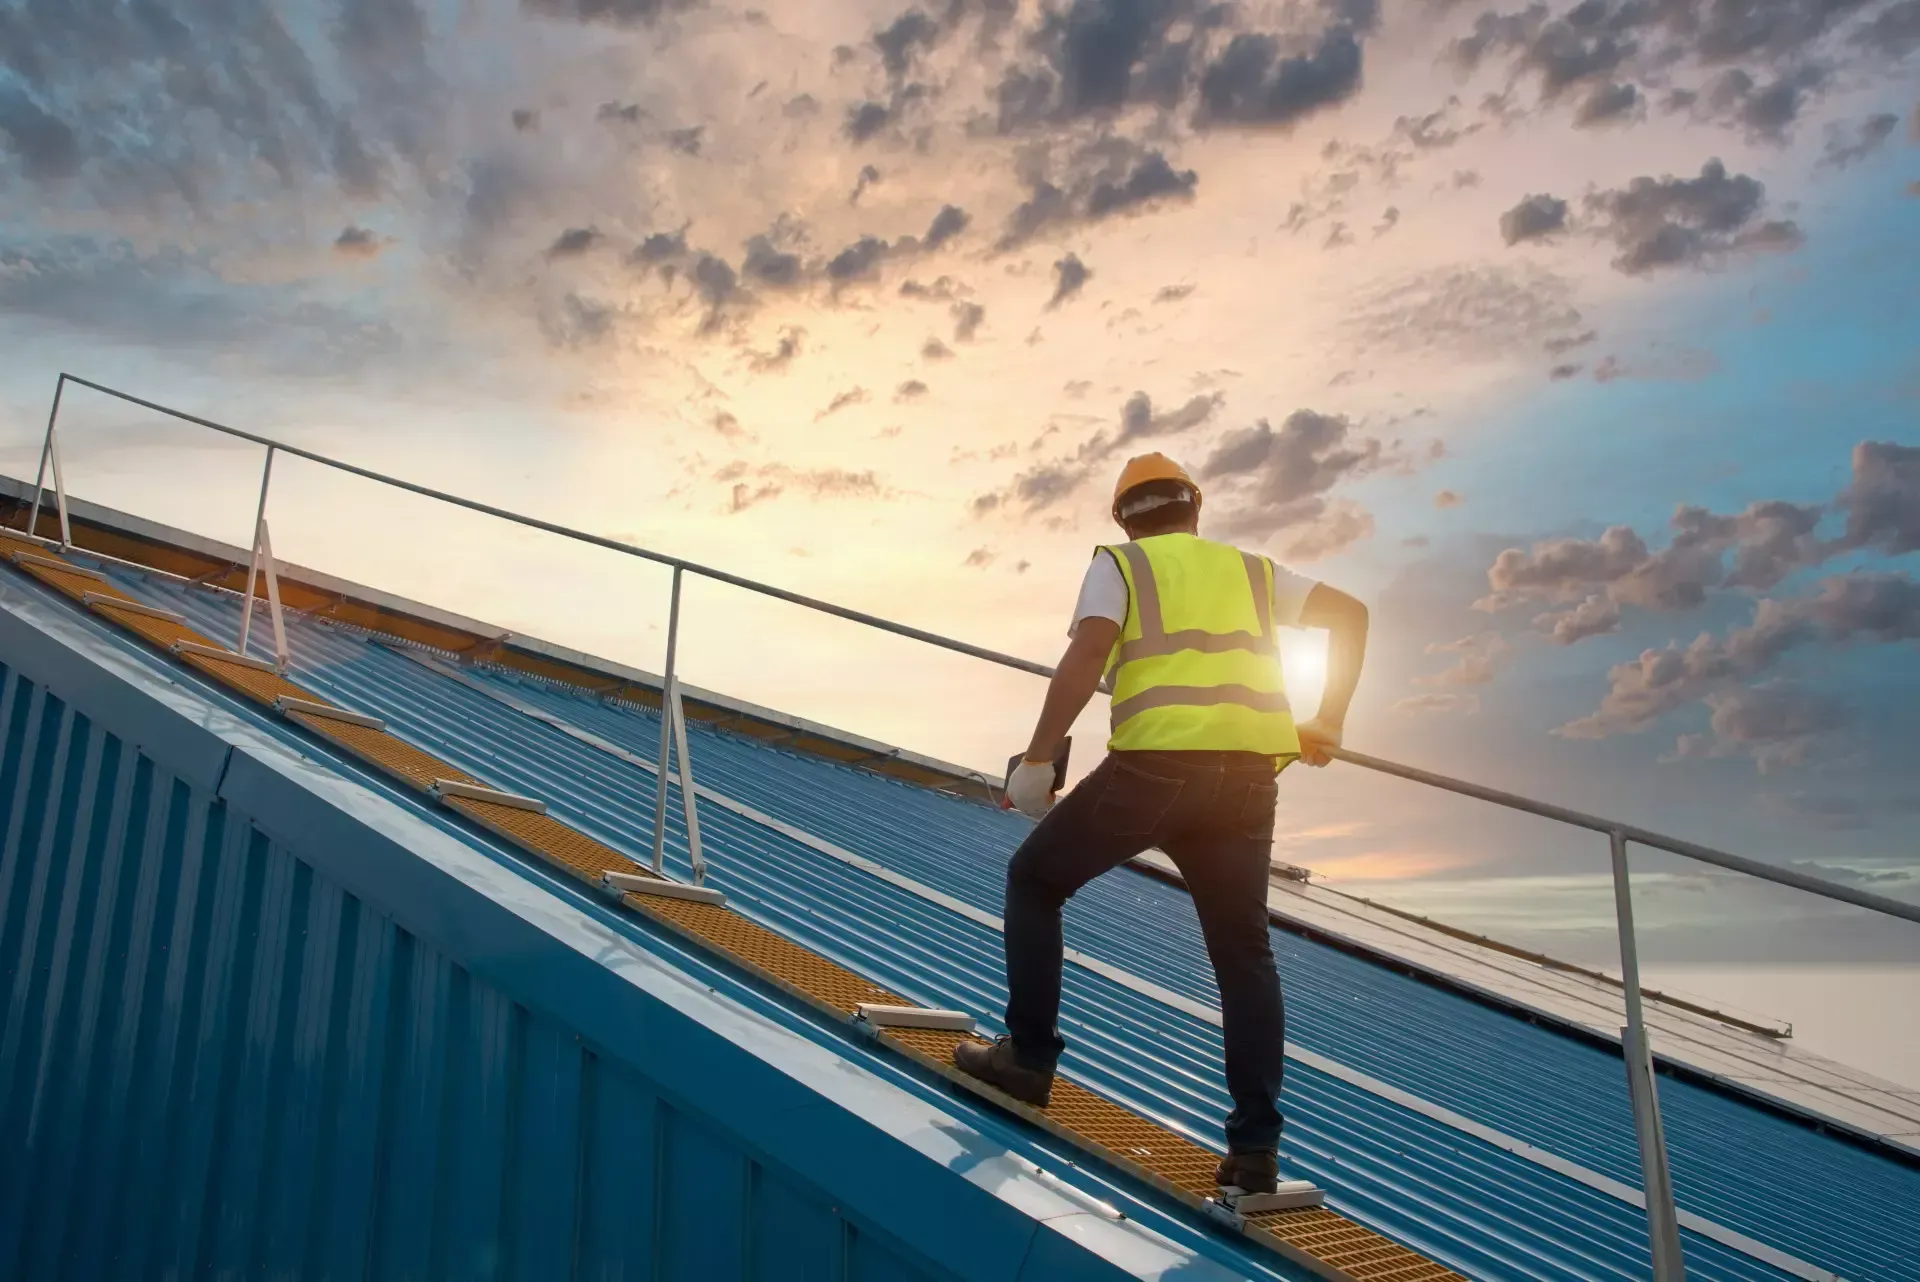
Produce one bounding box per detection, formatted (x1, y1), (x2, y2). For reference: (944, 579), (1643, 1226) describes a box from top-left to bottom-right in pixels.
(1006, 758), (1058, 819)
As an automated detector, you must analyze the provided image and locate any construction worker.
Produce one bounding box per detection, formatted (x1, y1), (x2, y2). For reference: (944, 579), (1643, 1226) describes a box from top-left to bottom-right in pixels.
(954, 452), (1369, 1196)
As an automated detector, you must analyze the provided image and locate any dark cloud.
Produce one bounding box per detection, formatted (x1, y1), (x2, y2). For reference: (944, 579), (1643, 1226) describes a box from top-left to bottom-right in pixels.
(598, 101), (644, 124)
(1435, 489), (1464, 509)
(711, 410), (745, 439)
(1559, 571), (1920, 741)
(1549, 362), (1584, 380)
(1197, 409), (1404, 555)
(1821, 111), (1900, 167)
(631, 229), (689, 267)
(997, 139), (1198, 249)
(1323, 220), (1354, 249)
(1544, 328), (1598, 355)
(1575, 80), (1642, 126)
(1155, 283), (1196, 303)
(896, 379), (929, 400)
(952, 300), (986, 340)
(875, 8), (943, 80)
(923, 203), (971, 250)
(1499, 193), (1569, 244)
(521, 0), (698, 26)
(691, 253), (740, 318)
(851, 164), (882, 205)
(1854, 0), (1920, 55)
(0, 87), (81, 181)
(741, 234), (804, 289)
(964, 547), (996, 568)
(900, 275), (965, 300)
(512, 108), (540, 132)
(666, 125), (704, 156)
(1048, 252), (1091, 307)
(970, 387), (1224, 517)
(539, 293), (617, 349)
(1685, 67), (1825, 142)
(748, 326), (804, 372)
(923, 336), (956, 359)
(1393, 102), (1475, 150)
(845, 101), (893, 143)
(333, 225), (386, 259)
(1584, 159), (1801, 274)
(1196, 28), (1366, 129)
(826, 235), (893, 283)
(547, 226), (600, 259)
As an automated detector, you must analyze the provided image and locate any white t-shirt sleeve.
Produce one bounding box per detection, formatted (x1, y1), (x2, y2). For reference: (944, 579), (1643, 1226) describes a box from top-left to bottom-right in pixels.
(1068, 550), (1129, 637)
(1267, 558), (1319, 628)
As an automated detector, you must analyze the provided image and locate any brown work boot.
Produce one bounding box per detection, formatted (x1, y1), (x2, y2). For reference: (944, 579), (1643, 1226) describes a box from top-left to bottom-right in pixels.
(953, 1036), (1054, 1108)
(1215, 1149), (1279, 1195)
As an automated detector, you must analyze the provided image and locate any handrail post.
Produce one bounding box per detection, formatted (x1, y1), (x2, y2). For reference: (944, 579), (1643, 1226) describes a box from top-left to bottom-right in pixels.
(669, 684), (706, 885)
(650, 566), (684, 876)
(24, 375), (66, 542)
(238, 446), (276, 659)
(1610, 829), (1687, 1280)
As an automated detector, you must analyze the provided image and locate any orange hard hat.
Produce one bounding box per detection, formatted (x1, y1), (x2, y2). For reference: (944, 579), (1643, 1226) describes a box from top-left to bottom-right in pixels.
(1111, 452), (1202, 525)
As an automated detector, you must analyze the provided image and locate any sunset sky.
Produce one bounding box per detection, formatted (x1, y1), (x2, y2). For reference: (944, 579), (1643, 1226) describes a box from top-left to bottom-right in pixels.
(1, 0), (1916, 1021)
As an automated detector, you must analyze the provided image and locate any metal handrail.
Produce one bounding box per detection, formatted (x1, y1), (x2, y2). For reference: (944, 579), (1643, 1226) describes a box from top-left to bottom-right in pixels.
(36, 373), (1917, 923)
(24, 371), (1920, 1282)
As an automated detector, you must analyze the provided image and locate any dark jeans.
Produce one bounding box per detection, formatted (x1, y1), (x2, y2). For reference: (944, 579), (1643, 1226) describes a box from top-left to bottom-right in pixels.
(1002, 749), (1287, 1152)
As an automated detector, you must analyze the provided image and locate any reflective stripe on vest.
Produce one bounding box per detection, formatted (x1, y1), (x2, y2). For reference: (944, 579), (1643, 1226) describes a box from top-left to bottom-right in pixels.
(1099, 535), (1299, 758)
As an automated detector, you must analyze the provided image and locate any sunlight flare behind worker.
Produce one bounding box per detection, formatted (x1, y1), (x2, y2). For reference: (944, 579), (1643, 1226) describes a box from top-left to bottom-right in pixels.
(953, 451), (1370, 1196)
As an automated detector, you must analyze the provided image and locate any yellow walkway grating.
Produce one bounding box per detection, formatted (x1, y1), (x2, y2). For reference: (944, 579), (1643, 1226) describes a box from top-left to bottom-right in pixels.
(1, 534), (1464, 1282)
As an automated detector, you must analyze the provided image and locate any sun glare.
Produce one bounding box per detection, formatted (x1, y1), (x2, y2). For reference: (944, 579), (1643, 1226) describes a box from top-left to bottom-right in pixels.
(1279, 627), (1327, 715)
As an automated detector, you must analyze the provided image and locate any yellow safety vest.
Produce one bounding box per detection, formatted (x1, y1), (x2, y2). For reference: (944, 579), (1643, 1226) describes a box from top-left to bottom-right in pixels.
(1098, 533), (1300, 761)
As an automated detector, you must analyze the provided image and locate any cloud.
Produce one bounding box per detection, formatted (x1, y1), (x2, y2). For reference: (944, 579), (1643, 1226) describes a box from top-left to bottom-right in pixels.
(1345, 264), (1589, 360)
(547, 226), (601, 259)
(1574, 80), (1642, 127)
(522, 0), (698, 27)
(922, 336), (955, 360)
(1683, 68), (1825, 143)
(1549, 362), (1583, 380)
(997, 139), (1198, 249)
(1499, 193), (1569, 244)
(631, 229), (689, 268)
(825, 235), (893, 284)
(963, 547), (995, 568)
(845, 101), (892, 142)
(748, 326), (804, 372)
(0, 87), (81, 181)
(1197, 409), (1409, 553)
(851, 164), (881, 204)
(1839, 440), (1920, 555)
(1395, 692), (1481, 715)
(900, 275), (965, 301)
(1195, 23), (1369, 130)
(1434, 489), (1463, 509)
(741, 233), (804, 289)
(1155, 283), (1196, 303)
(970, 387), (1226, 516)
(1484, 440), (1916, 643)
(512, 108), (540, 132)
(923, 204), (971, 251)
(1048, 252), (1091, 307)
(1582, 159), (1802, 275)
(1668, 683), (1848, 773)
(666, 125), (704, 156)
(896, 379), (929, 401)
(816, 387), (869, 418)
(711, 410), (746, 439)
(1557, 571), (1920, 741)
(1417, 632), (1509, 687)
(720, 461), (888, 514)
(333, 225), (387, 259)
(1820, 111), (1901, 168)
(951, 300), (986, 341)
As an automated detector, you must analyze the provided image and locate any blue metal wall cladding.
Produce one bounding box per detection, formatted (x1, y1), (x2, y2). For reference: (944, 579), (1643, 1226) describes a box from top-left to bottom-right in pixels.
(0, 660), (1015, 1282)
(0, 600), (1278, 1282)
(102, 569), (1920, 1280)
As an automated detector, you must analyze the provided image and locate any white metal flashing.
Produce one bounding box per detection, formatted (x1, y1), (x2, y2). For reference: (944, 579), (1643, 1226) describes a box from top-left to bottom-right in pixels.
(171, 639), (278, 672)
(82, 592), (187, 624)
(603, 870), (728, 906)
(273, 695), (387, 731)
(13, 551), (105, 580)
(430, 778), (548, 813)
(856, 1004), (977, 1033)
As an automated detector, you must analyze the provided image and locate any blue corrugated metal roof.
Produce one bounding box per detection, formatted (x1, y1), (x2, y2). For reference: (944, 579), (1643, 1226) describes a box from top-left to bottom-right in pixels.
(103, 564), (1920, 1281)
(0, 568), (1310, 1282)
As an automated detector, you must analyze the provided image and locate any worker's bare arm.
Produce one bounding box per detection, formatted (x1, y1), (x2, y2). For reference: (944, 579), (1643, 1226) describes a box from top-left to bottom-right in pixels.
(1024, 616), (1121, 763)
(1296, 584), (1369, 766)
